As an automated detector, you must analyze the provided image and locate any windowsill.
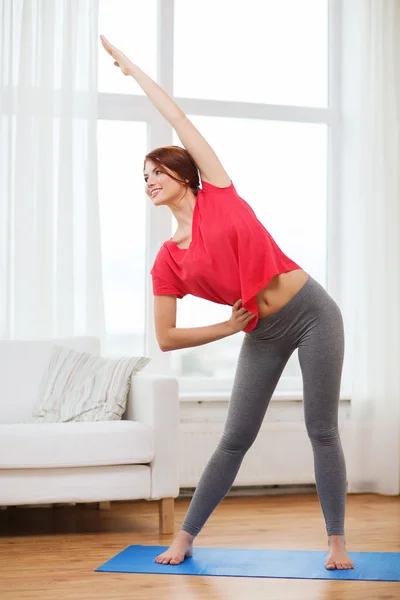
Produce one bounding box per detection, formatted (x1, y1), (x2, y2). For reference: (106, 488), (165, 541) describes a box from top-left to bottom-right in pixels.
(180, 391), (352, 403)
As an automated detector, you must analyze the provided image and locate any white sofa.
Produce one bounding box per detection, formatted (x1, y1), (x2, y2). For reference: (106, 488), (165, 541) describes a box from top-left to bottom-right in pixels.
(0, 337), (179, 533)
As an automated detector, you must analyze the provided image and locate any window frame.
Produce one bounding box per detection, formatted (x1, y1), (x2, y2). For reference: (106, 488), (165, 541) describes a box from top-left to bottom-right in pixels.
(98, 0), (348, 399)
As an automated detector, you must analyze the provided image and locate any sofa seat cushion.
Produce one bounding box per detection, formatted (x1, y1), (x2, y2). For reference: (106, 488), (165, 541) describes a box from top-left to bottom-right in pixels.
(0, 421), (154, 469)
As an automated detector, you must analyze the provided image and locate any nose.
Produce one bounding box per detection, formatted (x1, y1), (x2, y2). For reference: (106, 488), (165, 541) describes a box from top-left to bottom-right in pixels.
(147, 176), (157, 189)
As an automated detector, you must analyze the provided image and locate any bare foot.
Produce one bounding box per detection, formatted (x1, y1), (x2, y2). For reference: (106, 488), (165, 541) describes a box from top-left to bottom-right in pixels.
(325, 535), (354, 570)
(155, 530), (194, 565)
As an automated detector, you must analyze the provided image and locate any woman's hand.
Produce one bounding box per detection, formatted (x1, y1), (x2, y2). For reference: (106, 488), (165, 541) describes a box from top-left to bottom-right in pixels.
(100, 35), (135, 76)
(227, 299), (255, 333)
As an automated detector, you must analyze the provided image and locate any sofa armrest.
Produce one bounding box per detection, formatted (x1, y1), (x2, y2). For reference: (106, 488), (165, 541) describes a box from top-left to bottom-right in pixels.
(124, 374), (180, 500)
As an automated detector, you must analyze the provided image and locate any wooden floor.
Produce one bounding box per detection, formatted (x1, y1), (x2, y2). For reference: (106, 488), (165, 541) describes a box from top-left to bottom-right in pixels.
(1, 493), (399, 599)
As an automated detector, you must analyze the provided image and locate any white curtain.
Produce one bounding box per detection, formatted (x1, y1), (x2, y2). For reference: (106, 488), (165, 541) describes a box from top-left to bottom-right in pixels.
(341, 1), (400, 494)
(0, 0), (105, 343)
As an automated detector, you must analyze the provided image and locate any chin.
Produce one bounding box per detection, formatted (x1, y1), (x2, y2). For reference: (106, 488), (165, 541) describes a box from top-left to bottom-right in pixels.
(154, 196), (170, 207)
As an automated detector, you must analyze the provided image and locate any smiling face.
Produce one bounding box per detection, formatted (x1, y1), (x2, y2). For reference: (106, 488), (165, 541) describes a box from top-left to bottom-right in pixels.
(144, 160), (189, 207)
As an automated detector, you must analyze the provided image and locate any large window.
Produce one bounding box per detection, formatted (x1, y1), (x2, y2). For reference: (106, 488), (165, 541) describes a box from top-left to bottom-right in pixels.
(174, 0), (327, 107)
(98, 0), (338, 396)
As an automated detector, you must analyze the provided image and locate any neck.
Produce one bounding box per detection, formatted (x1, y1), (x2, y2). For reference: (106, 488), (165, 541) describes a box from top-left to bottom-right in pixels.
(169, 189), (196, 230)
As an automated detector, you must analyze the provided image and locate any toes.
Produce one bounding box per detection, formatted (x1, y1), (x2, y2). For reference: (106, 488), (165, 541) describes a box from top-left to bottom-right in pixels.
(155, 554), (183, 565)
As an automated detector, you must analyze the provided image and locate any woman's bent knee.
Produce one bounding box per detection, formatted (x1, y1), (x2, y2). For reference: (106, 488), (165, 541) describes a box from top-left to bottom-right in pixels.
(218, 431), (255, 455)
(306, 425), (340, 446)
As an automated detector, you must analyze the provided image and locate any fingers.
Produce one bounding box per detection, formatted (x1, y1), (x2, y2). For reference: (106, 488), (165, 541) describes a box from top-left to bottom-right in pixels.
(100, 35), (108, 48)
(100, 34), (114, 55)
(243, 312), (254, 320)
(233, 300), (254, 318)
(238, 309), (254, 321)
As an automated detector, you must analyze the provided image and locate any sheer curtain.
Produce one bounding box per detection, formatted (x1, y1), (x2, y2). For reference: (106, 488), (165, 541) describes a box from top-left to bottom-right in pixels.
(0, 0), (105, 343)
(341, 0), (400, 494)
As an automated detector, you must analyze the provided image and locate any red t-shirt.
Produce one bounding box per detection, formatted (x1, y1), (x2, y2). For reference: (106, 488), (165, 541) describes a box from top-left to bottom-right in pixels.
(150, 180), (302, 333)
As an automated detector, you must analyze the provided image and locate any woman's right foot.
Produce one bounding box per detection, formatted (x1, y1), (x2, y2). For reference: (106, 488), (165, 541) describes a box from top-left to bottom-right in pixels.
(155, 530), (194, 565)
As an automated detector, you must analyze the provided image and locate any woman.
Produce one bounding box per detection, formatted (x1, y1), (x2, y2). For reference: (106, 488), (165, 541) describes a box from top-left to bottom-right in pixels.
(100, 35), (354, 571)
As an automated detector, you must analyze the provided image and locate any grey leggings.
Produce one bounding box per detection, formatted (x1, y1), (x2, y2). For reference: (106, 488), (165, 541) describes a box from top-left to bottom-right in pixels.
(181, 275), (347, 537)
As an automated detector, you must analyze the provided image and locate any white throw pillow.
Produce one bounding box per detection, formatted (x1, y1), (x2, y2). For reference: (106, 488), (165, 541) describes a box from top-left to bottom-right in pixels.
(32, 345), (150, 423)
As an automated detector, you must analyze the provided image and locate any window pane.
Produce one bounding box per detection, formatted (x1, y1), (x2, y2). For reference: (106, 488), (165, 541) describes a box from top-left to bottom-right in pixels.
(98, 0), (157, 94)
(171, 116), (327, 380)
(98, 120), (147, 357)
(174, 0), (328, 107)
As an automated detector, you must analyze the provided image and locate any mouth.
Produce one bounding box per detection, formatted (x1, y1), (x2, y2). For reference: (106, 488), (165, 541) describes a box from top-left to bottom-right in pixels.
(151, 188), (162, 198)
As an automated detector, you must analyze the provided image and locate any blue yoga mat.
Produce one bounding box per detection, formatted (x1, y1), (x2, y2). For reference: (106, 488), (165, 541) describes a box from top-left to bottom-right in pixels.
(95, 545), (400, 581)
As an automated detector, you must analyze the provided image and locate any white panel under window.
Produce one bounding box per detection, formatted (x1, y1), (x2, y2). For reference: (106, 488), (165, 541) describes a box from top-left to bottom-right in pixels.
(98, 121), (147, 357)
(98, 0), (157, 95)
(174, 0), (328, 107)
(171, 116), (327, 384)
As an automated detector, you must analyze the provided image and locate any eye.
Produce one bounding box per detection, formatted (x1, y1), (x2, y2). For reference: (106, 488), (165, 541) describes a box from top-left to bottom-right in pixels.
(144, 170), (162, 183)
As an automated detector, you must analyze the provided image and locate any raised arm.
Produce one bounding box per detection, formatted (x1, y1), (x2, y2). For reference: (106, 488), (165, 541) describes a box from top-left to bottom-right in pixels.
(100, 35), (231, 188)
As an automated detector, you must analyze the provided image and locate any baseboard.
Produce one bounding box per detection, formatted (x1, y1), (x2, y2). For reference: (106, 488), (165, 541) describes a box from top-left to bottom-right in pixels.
(179, 484), (318, 498)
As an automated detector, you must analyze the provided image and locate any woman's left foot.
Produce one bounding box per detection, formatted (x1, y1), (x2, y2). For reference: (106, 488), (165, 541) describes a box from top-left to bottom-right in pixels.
(325, 535), (354, 570)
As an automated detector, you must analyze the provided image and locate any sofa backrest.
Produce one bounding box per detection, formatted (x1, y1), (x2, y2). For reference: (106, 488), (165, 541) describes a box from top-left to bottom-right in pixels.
(0, 337), (101, 424)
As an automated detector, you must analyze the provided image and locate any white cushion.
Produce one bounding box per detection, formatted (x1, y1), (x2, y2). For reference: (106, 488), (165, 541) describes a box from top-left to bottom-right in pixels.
(0, 421), (154, 468)
(0, 465), (152, 504)
(32, 346), (150, 423)
(0, 337), (101, 424)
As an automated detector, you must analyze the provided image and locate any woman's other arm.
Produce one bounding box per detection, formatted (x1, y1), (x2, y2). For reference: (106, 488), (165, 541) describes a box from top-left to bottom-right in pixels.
(154, 296), (254, 352)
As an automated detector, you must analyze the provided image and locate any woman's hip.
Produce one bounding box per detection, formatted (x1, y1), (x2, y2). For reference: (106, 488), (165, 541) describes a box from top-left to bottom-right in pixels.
(248, 274), (343, 344)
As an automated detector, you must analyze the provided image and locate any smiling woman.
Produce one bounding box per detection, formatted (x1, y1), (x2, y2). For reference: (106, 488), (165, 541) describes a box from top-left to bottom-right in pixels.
(97, 0), (353, 573)
(143, 145), (201, 204)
